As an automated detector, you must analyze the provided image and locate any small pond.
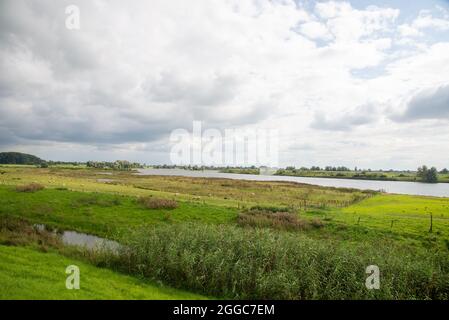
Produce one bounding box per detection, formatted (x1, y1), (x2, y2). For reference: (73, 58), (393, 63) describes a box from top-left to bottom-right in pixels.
(34, 224), (120, 252)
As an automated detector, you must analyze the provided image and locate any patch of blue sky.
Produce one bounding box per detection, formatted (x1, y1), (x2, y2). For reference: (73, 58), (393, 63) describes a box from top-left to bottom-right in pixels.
(295, 0), (449, 23)
(350, 64), (389, 79)
(348, 0), (448, 20)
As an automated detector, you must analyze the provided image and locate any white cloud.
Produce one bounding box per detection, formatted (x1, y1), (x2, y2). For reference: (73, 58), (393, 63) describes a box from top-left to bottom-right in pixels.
(315, 1), (352, 19)
(398, 24), (423, 37)
(398, 9), (449, 38)
(0, 0), (448, 168)
(315, 1), (399, 43)
(298, 21), (333, 40)
(311, 103), (379, 131)
(412, 10), (449, 30)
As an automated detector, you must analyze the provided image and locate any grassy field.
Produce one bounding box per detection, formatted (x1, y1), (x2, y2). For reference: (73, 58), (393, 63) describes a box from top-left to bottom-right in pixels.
(0, 245), (205, 300)
(1, 166), (447, 246)
(0, 165), (448, 299)
(0, 166), (375, 209)
(338, 194), (449, 239)
(0, 185), (236, 236)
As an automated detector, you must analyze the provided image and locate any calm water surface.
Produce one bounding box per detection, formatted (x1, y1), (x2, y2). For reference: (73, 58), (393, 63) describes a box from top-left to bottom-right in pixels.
(34, 224), (119, 251)
(137, 169), (449, 198)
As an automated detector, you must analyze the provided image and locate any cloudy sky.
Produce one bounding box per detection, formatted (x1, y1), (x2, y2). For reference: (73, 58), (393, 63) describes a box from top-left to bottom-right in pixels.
(1, 0), (449, 169)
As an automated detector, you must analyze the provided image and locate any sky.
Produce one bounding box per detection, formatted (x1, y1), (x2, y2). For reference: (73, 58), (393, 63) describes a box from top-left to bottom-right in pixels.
(0, 0), (449, 169)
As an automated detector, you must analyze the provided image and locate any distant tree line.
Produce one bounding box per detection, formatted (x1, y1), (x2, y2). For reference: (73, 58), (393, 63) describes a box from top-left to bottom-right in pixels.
(276, 164), (448, 183)
(284, 166), (351, 172)
(86, 160), (143, 170)
(46, 161), (84, 166)
(151, 165), (259, 171)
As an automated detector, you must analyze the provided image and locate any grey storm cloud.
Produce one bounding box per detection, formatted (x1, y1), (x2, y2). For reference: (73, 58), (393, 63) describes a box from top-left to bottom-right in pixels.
(0, 0), (266, 147)
(310, 104), (378, 131)
(393, 84), (449, 122)
(144, 72), (238, 107)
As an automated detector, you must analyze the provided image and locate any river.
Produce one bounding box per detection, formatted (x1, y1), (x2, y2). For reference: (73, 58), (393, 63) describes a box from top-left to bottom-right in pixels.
(136, 169), (449, 198)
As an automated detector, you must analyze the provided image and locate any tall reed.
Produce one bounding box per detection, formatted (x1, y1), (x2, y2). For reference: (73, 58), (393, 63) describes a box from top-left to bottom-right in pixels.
(108, 223), (449, 300)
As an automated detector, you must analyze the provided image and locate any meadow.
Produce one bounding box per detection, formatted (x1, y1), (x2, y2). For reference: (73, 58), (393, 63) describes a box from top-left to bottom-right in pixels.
(0, 165), (448, 299)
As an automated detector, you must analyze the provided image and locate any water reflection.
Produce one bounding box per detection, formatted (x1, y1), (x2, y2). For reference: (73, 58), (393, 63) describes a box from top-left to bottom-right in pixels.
(34, 224), (119, 252)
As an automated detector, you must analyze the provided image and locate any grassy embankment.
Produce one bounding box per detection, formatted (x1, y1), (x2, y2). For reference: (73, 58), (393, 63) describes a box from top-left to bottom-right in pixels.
(1, 166), (448, 299)
(0, 245), (205, 300)
(219, 168), (260, 175)
(275, 168), (449, 183)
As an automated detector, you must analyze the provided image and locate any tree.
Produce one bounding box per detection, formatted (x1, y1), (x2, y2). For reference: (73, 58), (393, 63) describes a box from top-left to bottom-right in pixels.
(440, 168), (449, 174)
(417, 165), (438, 183)
(417, 165), (427, 179)
(0, 152), (44, 165)
(426, 167), (438, 183)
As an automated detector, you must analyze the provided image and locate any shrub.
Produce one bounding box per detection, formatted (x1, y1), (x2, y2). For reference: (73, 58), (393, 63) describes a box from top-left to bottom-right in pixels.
(238, 210), (305, 231)
(15, 183), (45, 193)
(0, 216), (61, 249)
(138, 196), (178, 209)
(249, 205), (292, 213)
(237, 208), (324, 231)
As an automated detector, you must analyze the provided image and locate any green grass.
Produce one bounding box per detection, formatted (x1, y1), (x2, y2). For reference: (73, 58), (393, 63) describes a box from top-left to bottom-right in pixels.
(338, 194), (449, 240)
(1, 179), (448, 248)
(0, 244), (206, 300)
(2, 166), (449, 300)
(0, 185), (237, 237)
(0, 166), (375, 209)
